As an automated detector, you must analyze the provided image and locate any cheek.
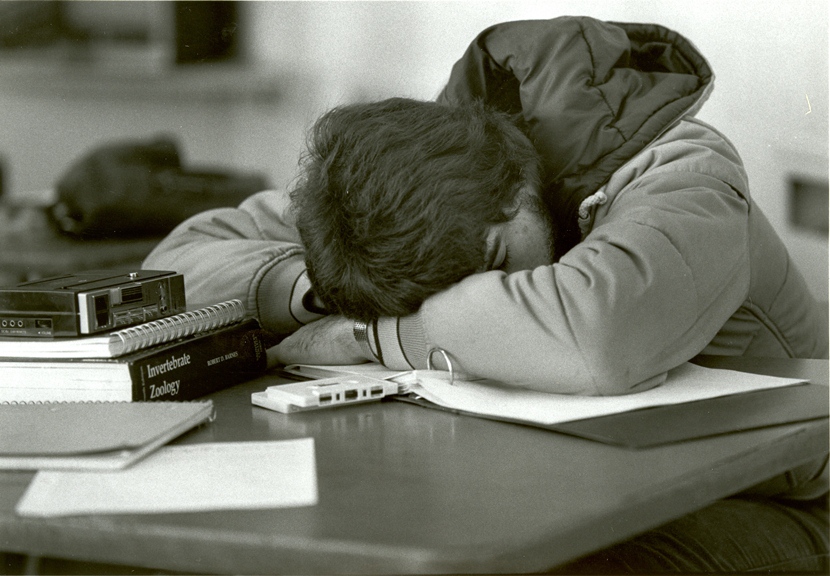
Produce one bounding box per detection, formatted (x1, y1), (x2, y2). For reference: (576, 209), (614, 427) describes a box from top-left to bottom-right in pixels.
(517, 236), (552, 270)
(504, 214), (554, 273)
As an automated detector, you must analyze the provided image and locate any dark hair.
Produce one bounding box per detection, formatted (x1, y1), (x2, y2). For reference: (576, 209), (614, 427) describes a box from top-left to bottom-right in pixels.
(290, 97), (541, 320)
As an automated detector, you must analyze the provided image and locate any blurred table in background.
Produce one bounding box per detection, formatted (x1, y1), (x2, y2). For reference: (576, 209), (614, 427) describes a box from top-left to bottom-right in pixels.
(0, 203), (162, 285)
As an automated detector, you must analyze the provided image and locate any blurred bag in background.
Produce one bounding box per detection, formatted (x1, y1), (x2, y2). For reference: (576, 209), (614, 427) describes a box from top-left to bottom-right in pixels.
(49, 136), (268, 238)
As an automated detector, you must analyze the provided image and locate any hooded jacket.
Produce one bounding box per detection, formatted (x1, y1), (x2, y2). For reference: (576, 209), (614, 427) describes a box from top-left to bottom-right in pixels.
(144, 17), (827, 396)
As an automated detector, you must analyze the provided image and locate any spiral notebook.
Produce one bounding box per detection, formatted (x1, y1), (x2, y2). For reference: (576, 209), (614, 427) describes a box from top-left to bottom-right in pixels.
(0, 400), (213, 470)
(0, 300), (246, 359)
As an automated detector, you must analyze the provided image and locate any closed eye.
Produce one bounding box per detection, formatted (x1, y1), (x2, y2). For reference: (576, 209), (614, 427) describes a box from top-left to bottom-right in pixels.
(497, 250), (511, 271)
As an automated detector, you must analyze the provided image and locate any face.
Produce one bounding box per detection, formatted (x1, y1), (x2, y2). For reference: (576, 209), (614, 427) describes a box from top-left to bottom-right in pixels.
(483, 185), (555, 274)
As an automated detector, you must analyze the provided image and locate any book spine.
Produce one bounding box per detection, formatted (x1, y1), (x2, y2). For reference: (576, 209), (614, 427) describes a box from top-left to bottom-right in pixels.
(128, 322), (266, 402)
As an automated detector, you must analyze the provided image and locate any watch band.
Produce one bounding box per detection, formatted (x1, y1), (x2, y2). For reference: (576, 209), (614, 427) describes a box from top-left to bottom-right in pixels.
(353, 319), (376, 361)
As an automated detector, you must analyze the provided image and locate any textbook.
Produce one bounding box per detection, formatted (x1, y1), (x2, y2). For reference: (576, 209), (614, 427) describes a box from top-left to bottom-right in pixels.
(0, 400), (213, 471)
(0, 299), (246, 359)
(260, 362), (823, 447)
(0, 318), (266, 403)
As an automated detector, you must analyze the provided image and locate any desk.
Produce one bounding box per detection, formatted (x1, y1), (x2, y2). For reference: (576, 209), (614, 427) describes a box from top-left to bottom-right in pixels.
(1, 356), (828, 574)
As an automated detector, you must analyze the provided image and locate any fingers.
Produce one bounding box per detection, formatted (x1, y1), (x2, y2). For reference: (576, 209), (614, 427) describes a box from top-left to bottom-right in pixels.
(270, 333), (324, 366)
(268, 316), (370, 367)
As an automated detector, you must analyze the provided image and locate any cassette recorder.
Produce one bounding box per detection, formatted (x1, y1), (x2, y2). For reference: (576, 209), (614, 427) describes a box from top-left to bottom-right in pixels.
(0, 270), (185, 337)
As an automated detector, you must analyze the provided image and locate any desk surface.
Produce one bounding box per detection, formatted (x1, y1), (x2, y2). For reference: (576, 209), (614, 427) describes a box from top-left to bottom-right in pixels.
(1, 356), (828, 574)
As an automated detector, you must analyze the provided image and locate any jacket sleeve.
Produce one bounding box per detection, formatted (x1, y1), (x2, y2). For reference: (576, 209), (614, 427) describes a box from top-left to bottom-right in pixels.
(374, 120), (752, 396)
(142, 190), (324, 336)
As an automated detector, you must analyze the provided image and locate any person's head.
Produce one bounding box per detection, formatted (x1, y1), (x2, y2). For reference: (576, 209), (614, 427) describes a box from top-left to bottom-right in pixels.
(290, 97), (553, 321)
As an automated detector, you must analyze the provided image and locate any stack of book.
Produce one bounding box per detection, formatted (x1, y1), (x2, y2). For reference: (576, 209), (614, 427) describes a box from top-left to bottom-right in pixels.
(0, 299), (267, 403)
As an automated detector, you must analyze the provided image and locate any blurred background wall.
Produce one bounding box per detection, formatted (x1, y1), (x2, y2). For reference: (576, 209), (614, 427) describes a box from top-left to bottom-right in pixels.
(0, 0), (827, 299)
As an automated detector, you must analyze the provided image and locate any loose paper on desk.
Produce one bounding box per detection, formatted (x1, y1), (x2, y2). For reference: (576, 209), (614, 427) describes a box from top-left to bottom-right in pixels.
(398, 363), (807, 425)
(286, 362), (807, 426)
(15, 438), (318, 517)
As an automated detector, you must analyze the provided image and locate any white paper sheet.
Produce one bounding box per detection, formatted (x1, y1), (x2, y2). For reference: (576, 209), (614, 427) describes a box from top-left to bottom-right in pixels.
(15, 438), (318, 517)
(284, 362), (410, 381)
(397, 363), (807, 425)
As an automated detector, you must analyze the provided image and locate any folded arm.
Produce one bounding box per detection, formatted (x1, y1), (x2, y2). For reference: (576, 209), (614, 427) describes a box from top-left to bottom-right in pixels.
(374, 121), (752, 395)
(143, 190), (325, 336)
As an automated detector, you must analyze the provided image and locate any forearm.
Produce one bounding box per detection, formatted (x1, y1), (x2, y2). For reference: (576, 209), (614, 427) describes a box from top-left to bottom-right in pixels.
(373, 186), (750, 395)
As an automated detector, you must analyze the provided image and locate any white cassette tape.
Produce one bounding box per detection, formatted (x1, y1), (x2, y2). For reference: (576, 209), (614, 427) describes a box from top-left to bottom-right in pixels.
(252, 374), (402, 413)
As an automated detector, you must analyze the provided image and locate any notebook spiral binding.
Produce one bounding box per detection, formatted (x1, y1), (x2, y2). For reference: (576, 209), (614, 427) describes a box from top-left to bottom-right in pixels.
(113, 299), (245, 355)
(1, 399), (213, 407)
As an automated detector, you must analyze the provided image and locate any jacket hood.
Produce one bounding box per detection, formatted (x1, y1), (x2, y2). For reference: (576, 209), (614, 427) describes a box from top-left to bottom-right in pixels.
(437, 16), (714, 255)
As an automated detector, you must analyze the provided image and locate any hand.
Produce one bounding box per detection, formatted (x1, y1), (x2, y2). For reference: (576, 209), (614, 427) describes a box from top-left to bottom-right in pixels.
(267, 315), (372, 367)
